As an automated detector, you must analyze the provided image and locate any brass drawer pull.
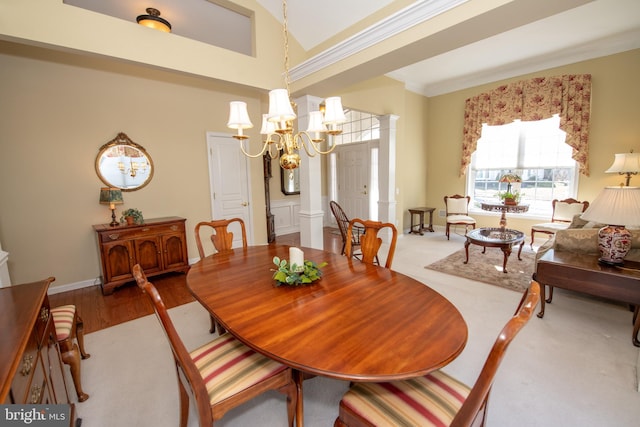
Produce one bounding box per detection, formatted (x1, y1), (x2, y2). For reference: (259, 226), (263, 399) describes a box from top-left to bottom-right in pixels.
(21, 354), (33, 376)
(108, 234), (120, 240)
(40, 307), (49, 323)
(30, 384), (42, 403)
(170, 225), (178, 231)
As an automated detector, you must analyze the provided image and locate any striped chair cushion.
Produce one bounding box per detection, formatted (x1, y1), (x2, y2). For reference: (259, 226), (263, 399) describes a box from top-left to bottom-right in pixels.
(341, 371), (471, 427)
(190, 333), (288, 404)
(51, 305), (76, 341)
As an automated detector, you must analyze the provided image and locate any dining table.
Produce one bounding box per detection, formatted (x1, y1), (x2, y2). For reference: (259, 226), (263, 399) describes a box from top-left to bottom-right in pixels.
(186, 244), (468, 426)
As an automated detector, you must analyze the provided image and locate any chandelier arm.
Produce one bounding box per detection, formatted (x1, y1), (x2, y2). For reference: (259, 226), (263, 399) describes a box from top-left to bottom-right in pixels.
(238, 138), (271, 158)
(299, 132), (337, 155)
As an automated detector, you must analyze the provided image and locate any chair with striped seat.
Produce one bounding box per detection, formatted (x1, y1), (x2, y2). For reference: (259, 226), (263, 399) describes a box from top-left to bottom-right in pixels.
(334, 280), (540, 427)
(132, 264), (299, 427)
(51, 304), (90, 402)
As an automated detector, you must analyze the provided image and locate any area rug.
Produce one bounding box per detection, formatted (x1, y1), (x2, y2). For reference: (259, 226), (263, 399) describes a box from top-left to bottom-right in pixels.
(425, 244), (536, 292)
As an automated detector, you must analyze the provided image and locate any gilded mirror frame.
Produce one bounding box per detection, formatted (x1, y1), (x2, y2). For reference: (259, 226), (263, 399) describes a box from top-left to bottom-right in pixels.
(95, 132), (154, 191)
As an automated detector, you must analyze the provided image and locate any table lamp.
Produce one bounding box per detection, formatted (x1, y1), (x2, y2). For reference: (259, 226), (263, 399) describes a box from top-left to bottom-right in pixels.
(99, 187), (124, 226)
(580, 186), (640, 265)
(605, 151), (640, 186)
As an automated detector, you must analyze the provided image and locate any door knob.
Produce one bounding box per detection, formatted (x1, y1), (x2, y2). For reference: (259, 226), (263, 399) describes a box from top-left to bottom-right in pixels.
(242, 202), (248, 206)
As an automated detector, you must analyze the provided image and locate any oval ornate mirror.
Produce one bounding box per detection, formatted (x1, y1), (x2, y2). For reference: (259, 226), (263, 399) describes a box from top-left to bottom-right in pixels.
(95, 132), (154, 191)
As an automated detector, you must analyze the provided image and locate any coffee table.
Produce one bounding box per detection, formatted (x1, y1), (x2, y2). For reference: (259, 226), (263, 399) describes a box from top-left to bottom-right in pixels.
(464, 227), (525, 273)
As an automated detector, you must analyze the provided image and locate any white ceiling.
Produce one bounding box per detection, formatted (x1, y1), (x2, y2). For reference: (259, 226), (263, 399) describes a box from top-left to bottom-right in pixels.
(63, 0), (640, 97)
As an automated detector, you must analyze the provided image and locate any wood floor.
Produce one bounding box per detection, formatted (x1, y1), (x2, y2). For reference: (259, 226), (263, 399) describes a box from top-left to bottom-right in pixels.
(49, 228), (343, 334)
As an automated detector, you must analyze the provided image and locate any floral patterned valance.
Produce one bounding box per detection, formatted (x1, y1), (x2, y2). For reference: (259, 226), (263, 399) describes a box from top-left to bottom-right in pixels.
(460, 74), (591, 176)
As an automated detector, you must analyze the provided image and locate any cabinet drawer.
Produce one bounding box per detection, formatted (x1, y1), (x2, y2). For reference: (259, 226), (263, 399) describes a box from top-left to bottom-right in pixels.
(97, 223), (184, 243)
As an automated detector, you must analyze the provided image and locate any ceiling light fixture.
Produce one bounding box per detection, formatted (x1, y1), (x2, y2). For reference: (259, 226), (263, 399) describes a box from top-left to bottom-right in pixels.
(227, 0), (346, 173)
(136, 8), (171, 33)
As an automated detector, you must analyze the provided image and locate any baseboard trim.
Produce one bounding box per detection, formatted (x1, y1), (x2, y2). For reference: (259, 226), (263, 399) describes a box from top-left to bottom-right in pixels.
(48, 278), (98, 295)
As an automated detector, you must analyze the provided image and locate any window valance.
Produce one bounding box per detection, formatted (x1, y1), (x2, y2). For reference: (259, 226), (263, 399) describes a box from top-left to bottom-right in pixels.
(460, 74), (591, 176)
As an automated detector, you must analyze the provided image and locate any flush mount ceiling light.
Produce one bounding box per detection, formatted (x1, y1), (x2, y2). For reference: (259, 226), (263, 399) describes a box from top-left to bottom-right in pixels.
(136, 8), (171, 33)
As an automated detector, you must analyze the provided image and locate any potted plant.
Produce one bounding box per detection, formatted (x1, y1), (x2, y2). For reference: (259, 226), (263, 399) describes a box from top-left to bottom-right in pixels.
(498, 172), (522, 205)
(120, 208), (144, 225)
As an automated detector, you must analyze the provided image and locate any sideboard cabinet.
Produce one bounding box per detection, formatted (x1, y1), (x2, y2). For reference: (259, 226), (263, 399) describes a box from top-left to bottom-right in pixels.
(1, 279), (76, 425)
(93, 216), (189, 295)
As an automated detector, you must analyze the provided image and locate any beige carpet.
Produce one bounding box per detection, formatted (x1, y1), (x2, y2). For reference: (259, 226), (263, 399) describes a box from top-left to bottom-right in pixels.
(425, 243), (536, 292)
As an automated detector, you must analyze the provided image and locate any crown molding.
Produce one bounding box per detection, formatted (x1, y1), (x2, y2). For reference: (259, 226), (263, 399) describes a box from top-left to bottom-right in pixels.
(289, 0), (468, 82)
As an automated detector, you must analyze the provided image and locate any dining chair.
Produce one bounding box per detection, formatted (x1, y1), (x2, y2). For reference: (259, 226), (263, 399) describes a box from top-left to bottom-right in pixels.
(345, 218), (398, 269)
(194, 218), (247, 334)
(51, 303), (91, 402)
(132, 264), (299, 427)
(530, 198), (589, 247)
(329, 201), (364, 257)
(444, 194), (476, 240)
(334, 280), (541, 427)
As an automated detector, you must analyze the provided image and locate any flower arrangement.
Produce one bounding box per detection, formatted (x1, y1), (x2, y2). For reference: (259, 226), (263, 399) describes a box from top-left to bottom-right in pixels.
(498, 172), (522, 204)
(272, 257), (327, 287)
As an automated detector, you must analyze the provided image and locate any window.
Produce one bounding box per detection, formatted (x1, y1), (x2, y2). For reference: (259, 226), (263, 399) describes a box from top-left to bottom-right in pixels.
(333, 110), (379, 145)
(468, 114), (578, 218)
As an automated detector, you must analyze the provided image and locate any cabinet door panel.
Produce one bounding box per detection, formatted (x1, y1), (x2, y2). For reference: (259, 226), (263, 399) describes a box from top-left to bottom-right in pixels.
(162, 234), (188, 270)
(104, 241), (134, 282)
(135, 237), (163, 273)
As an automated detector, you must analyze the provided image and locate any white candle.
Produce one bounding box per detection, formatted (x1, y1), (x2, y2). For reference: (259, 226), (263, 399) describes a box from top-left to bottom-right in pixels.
(289, 247), (304, 272)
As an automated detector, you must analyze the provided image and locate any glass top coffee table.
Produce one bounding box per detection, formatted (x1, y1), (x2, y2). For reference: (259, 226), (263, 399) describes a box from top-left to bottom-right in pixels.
(464, 227), (525, 273)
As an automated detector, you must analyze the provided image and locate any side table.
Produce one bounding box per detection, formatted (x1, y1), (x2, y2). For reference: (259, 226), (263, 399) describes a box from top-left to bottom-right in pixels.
(535, 249), (640, 347)
(408, 207), (435, 235)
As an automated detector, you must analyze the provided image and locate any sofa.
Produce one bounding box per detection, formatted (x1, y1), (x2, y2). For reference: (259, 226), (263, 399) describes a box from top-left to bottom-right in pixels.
(535, 214), (640, 266)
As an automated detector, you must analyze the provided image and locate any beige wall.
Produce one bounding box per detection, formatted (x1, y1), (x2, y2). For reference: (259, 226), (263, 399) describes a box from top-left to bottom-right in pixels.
(0, 41), (270, 287)
(426, 48), (640, 231)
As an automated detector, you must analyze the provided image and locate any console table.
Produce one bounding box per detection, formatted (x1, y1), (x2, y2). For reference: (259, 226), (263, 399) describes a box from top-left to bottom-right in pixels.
(535, 249), (640, 347)
(94, 216), (189, 295)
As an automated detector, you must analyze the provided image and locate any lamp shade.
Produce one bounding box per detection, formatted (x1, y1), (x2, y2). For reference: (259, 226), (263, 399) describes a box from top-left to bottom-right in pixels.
(605, 152), (640, 174)
(306, 111), (327, 134)
(322, 97), (346, 125)
(227, 102), (253, 130)
(99, 187), (123, 205)
(580, 186), (640, 226)
(267, 89), (297, 123)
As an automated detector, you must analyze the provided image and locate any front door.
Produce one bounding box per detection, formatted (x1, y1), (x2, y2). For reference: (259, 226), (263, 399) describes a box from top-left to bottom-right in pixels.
(337, 142), (370, 220)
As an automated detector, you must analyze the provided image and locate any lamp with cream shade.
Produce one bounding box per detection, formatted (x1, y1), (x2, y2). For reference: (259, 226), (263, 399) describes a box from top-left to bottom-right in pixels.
(605, 151), (640, 186)
(580, 186), (640, 265)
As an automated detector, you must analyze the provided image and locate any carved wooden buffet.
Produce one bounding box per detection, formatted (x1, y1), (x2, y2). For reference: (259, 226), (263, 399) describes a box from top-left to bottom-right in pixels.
(0, 279), (76, 424)
(93, 216), (189, 295)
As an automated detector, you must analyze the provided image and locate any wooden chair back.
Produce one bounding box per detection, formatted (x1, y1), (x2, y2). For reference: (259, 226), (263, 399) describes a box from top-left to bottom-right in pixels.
(195, 218), (247, 259)
(345, 218), (397, 269)
(551, 198), (589, 223)
(132, 264), (215, 426)
(444, 194), (471, 216)
(450, 281), (541, 426)
(329, 201), (359, 255)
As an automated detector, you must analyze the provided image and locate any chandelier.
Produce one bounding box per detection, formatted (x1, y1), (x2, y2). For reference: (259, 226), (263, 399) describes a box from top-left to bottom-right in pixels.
(226, 0), (346, 172)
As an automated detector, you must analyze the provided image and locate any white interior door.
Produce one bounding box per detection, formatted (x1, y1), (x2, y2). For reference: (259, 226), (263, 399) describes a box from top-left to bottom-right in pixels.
(206, 132), (253, 246)
(337, 142), (370, 220)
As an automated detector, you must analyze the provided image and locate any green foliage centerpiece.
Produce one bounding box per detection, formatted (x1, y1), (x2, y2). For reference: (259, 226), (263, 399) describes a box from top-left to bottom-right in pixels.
(272, 248), (327, 286)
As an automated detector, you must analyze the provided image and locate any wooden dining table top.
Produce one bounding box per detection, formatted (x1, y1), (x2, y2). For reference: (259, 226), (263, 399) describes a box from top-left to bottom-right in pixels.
(186, 244), (468, 382)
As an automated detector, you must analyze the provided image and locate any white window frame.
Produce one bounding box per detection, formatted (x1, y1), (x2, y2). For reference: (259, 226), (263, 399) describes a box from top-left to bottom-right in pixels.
(467, 114), (579, 219)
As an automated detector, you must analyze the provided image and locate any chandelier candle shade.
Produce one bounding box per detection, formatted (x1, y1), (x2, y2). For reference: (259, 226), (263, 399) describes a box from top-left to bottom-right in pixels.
(227, 0), (346, 172)
(580, 186), (640, 265)
(99, 187), (124, 227)
(605, 151), (640, 186)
